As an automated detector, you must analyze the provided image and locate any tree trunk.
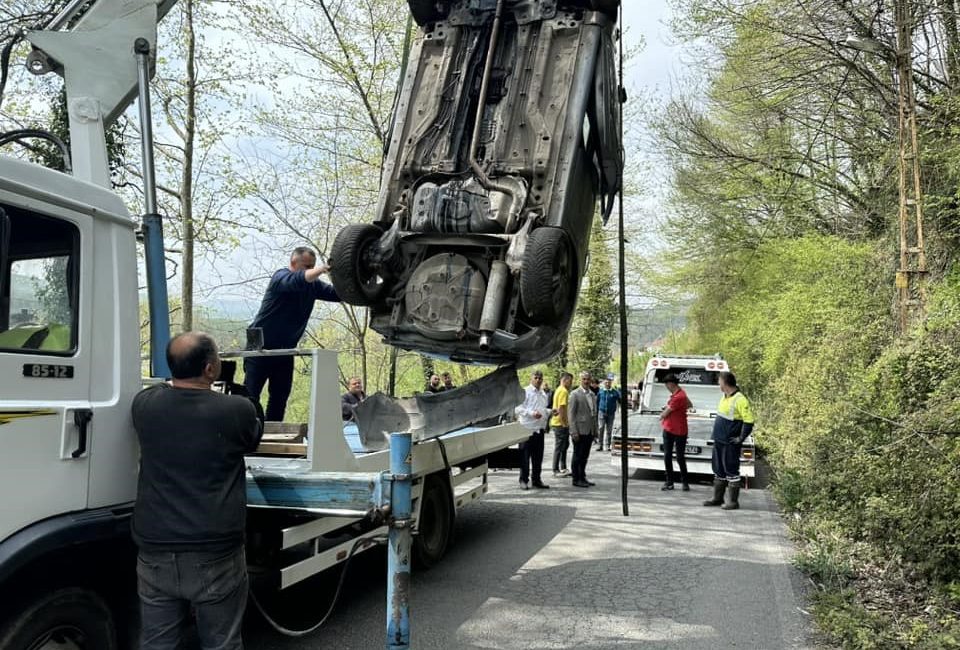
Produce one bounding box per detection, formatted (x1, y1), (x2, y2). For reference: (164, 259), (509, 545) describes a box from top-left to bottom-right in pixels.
(939, 0), (960, 85)
(388, 347), (398, 397)
(180, 0), (197, 331)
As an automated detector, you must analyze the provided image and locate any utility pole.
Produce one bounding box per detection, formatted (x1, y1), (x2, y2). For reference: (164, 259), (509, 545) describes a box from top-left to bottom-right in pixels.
(894, 0), (928, 332)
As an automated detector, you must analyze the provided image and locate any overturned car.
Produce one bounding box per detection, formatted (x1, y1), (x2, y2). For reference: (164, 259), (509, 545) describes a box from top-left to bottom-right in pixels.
(329, 0), (622, 365)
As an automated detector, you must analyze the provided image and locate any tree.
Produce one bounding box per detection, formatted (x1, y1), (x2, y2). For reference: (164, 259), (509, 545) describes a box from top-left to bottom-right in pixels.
(34, 256), (70, 324)
(569, 218), (617, 376)
(120, 0), (259, 332)
(230, 0), (408, 390)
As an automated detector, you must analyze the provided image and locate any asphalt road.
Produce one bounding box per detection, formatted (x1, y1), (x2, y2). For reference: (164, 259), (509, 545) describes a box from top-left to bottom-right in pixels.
(242, 443), (816, 650)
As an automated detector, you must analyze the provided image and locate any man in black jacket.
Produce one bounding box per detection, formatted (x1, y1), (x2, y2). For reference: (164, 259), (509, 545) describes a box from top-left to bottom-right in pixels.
(244, 247), (340, 421)
(132, 332), (263, 650)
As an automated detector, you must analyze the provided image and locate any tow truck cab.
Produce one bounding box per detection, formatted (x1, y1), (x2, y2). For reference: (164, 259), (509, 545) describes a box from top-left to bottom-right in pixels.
(612, 355), (756, 478)
(0, 156), (142, 648)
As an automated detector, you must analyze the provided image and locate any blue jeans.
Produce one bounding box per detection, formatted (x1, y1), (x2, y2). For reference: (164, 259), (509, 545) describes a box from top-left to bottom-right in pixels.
(597, 411), (616, 449)
(243, 355), (294, 421)
(137, 546), (247, 650)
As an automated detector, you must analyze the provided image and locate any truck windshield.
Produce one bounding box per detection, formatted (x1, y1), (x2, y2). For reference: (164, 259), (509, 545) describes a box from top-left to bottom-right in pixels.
(645, 366), (724, 415)
(652, 368), (720, 385)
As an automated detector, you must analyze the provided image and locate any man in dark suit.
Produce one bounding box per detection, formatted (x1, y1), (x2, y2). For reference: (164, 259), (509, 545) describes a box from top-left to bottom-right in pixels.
(568, 371), (598, 488)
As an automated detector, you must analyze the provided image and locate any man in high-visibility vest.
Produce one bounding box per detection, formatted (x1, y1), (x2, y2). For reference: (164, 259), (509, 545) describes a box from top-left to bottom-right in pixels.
(703, 371), (755, 510)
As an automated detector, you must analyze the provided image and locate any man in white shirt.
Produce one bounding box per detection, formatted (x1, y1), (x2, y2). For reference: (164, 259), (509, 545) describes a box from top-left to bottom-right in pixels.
(514, 369), (551, 490)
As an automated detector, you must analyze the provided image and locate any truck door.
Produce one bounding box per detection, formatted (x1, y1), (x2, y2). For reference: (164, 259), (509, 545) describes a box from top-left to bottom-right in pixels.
(0, 203), (92, 543)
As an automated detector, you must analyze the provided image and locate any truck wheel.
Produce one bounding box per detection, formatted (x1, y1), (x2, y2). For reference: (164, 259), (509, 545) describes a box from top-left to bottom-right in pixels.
(329, 224), (386, 306)
(0, 588), (117, 650)
(407, 0), (449, 26)
(414, 474), (454, 569)
(520, 227), (575, 325)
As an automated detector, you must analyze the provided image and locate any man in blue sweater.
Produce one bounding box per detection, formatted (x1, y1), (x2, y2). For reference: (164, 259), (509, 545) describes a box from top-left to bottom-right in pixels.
(244, 247), (340, 421)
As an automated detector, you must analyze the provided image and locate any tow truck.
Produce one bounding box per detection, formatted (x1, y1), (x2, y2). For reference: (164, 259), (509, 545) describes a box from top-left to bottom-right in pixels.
(0, 0), (604, 647)
(612, 355), (756, 479)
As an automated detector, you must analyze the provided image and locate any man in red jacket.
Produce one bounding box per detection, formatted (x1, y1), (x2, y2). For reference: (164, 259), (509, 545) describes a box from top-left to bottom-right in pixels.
(659, 373), (692, 491)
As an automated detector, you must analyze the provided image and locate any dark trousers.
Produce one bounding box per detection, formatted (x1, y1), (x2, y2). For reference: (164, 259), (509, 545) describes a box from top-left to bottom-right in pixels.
(711, 440), (742, 483)
(662, 431), (689, 485)
(571, 432), (594, 482)
(519, 430), (546, 485)
(552, 427), (570, 472)
(243, 355), (294, 422)
(137, 546), (247, 650)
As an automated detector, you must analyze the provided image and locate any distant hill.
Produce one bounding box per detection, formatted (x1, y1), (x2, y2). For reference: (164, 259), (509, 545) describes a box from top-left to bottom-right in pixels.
(624, 304), (689, 349)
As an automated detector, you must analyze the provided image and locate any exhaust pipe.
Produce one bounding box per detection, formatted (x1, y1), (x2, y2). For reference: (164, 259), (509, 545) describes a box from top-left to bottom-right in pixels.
(467, 0), (520, 228)
(479, 260), (509, 351)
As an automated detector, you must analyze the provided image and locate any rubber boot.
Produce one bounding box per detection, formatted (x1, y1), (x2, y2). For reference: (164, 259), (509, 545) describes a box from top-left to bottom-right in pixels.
(721, 482), (741, 510)
(703, 478), (726, 506)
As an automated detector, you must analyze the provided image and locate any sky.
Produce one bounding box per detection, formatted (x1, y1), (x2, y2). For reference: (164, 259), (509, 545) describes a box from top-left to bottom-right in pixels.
(624, 0), (684, 97)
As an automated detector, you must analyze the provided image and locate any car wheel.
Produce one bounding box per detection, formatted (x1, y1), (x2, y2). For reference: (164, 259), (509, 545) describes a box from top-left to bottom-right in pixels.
(329, 224), (386, 307)
(0, 588), (117, 650)
(520, 227), (575, 325)
(413, 474), (454, 569)
(407, 0), (449, 26)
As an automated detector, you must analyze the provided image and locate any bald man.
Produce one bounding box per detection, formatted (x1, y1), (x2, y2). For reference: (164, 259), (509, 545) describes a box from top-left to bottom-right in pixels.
(131, 332), (262, 650)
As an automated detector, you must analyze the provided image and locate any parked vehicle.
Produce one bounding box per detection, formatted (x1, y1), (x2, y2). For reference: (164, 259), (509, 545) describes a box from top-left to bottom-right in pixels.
(611, 355), (756, 478)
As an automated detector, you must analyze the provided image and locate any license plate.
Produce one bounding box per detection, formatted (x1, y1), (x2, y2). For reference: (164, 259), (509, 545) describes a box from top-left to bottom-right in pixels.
(22, 363), (74, 379)
(685, 445), (701, 454)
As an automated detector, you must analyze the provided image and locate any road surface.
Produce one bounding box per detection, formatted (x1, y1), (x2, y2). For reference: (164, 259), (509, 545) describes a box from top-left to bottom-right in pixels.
(242, 446), (816, 649)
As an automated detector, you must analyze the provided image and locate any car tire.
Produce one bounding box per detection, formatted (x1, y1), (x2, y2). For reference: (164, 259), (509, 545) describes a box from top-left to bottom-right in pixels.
(520, 226), (575, 325)
(329, 224), (386, 307)
(407, 0), (449, 26)
(0, 587), (117, 650)
(413, 474), (454, 569)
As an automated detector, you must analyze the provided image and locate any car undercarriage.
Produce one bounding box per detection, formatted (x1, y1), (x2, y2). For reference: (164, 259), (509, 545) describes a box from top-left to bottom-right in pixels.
(330, 0), (622, 366)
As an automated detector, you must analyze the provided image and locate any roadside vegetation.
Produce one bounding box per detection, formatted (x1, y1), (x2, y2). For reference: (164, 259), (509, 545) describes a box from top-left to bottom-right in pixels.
(657, 2), (960, 646)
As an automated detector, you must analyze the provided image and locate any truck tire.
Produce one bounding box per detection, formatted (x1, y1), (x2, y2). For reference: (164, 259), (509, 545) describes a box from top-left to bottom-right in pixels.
(407, 0), (449, 26)
(329, 224), (386, 306)
(0, 587), (117, 650)
(413, 474), (454, 569)
(520, 227), (575, 325)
